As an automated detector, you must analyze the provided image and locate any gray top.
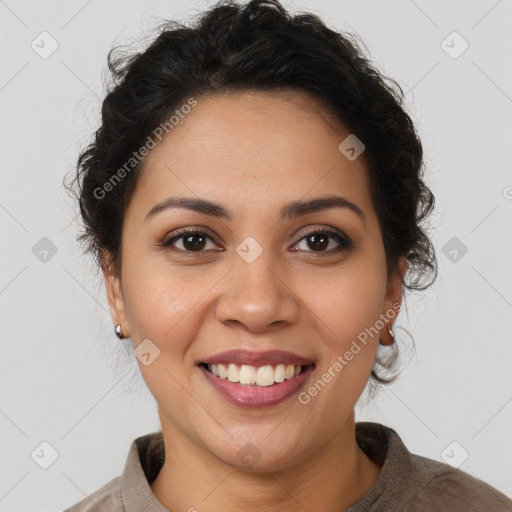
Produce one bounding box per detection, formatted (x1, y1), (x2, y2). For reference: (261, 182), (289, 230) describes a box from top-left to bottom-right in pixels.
(63, 422), (512, 511)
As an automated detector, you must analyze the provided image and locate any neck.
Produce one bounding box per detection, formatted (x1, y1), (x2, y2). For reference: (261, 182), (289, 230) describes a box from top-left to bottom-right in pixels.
(150, 411), (382, 511)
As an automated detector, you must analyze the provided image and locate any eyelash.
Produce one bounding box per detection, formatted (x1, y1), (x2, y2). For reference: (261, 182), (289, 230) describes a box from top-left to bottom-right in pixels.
(161, 227), (353, 255)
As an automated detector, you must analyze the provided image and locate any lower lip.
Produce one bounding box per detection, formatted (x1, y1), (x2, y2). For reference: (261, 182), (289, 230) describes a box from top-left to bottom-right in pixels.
(199, 364), (315, 408)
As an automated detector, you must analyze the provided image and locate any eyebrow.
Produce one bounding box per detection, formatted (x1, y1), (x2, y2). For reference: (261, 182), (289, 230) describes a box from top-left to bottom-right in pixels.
(145, 195), (366, 224)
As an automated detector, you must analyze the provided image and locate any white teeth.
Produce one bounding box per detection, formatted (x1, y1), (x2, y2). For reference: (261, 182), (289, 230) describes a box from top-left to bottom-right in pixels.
(217, 363), (227, 379)
(239, 364), (257, 385)
(208, 363), (303, 386)
(227, 363), (240, 383)
(256, 365), (275, 387)
(275, 364), (286, 382)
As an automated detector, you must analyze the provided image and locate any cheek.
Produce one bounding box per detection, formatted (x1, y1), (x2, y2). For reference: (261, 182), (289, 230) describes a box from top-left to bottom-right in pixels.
(121, 258), (201, 350)
(120, 263), (206, 405)
(295, 265), (384, 426)
(297, 252), (386, 409)
(304, 254), (387, 349)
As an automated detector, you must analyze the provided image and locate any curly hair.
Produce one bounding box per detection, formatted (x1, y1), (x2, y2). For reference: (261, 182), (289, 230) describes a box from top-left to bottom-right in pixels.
(65, 0), (437, 386)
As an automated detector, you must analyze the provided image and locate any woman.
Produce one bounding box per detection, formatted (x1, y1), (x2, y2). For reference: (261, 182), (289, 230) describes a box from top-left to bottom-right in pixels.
(64, 0), (512, 510)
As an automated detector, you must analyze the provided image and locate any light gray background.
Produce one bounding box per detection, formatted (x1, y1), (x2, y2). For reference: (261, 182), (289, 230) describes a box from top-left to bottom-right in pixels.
(1, 0), (511, 510)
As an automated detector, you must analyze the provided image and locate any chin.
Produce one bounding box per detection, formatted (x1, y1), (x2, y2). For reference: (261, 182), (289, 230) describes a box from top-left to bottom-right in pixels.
(203, 426), (312, 474)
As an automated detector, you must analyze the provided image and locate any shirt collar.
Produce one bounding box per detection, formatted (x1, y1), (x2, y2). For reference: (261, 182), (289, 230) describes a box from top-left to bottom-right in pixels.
(345, 422), (412, 510)
(121, 430), (168, 512)
(119, 422), (412, 511)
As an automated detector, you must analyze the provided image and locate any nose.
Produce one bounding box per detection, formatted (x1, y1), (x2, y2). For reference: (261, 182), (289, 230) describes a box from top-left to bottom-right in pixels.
(215, 248), (300, 333)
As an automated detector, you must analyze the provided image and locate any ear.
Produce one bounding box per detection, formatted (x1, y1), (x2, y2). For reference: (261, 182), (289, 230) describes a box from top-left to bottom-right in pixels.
(101, 249), (130, 338)
(380, 257), (408, 345)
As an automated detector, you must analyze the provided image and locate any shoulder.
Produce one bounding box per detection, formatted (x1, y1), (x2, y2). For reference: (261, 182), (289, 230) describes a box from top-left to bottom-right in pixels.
(62, 430), (165, 512)
(63, 476), (123, 512)
(406, 453), (512, 511)
(352, 422), (512, 511)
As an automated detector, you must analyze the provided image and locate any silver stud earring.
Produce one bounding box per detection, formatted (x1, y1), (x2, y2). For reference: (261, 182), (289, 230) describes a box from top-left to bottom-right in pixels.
(388, 323), (394, 339)
(115, 324), (125, 339)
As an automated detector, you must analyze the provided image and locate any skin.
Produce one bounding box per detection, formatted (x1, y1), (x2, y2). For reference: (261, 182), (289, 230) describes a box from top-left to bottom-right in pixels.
(103, 90), (407, 511)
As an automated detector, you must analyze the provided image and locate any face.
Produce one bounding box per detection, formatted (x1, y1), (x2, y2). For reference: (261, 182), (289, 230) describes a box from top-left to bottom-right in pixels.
(104, 90), (405, 472)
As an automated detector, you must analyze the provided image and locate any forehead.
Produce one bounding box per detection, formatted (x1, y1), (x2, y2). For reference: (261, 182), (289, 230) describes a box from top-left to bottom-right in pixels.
(129, 90), (373, 224)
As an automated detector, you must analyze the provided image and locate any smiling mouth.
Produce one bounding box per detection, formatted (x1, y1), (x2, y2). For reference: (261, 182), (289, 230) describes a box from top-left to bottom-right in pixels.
(200, 362), (314, 387)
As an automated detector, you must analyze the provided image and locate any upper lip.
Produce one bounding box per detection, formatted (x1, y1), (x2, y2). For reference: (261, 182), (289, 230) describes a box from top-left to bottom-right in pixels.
(200, 349), (314, 367)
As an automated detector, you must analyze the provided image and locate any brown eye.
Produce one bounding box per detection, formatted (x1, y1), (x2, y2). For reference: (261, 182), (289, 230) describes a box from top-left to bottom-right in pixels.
(305, 232), (330, 251)
(181, 233), (207, 251)
(293, 228), (352, 254)
(161, 229), (219, 252)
